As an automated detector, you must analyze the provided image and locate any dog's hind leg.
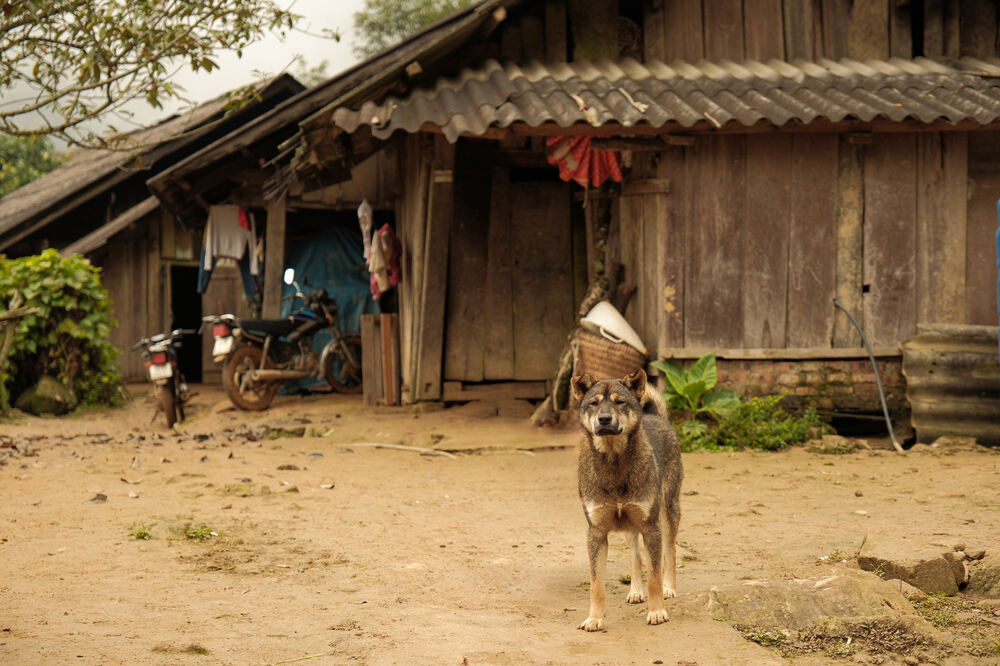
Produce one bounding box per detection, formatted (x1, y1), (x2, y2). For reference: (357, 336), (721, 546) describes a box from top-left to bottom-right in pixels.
(625, 531), (646, 604)
(579, 527), (609, 631)
(661, 498), (680, 598)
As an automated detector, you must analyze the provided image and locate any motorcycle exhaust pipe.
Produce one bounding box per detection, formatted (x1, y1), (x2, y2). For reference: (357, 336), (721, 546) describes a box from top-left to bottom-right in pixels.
(248, 369), (312, 381)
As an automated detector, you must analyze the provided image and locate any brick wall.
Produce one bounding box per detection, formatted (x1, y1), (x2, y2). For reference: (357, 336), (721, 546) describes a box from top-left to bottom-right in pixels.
(709, 357), (907, 417)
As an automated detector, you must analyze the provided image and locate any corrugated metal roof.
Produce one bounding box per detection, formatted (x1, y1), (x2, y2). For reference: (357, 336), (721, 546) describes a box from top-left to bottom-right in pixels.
(902, 323), (1000, 447)
(331, 56), (1000, 142)
(0, 74), (302, 244)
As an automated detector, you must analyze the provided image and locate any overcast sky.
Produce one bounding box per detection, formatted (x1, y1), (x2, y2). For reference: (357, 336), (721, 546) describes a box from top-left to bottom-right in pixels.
(134, 0), (365, 125)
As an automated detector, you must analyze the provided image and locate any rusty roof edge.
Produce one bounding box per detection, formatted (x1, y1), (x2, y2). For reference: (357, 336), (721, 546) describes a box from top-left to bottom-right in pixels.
(289, 0), (527, 174)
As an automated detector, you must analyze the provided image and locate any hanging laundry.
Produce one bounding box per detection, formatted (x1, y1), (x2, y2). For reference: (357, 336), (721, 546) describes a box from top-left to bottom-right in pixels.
(197, 204), (260, 295)
(367, 223), (401, 301)
(358, 199), (373, 260)
(545, 136), (623, 188)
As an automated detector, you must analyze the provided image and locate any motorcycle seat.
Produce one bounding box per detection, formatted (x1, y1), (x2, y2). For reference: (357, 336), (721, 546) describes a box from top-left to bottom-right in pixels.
(237, 318), (298, 336)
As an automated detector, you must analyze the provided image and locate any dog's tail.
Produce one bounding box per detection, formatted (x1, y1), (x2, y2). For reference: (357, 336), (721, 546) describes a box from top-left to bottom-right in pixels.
(640, 382), (669, 418)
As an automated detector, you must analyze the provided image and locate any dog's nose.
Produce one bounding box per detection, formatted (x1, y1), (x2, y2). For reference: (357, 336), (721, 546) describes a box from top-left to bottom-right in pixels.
(598, 415), (612, 426)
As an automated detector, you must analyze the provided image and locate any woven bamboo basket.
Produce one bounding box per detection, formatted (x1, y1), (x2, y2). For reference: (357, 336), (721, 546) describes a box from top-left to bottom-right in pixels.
(575, 329), (647, 380)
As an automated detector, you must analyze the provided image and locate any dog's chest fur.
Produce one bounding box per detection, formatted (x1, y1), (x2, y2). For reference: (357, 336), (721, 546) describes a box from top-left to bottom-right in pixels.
(579, 431), (659, 530)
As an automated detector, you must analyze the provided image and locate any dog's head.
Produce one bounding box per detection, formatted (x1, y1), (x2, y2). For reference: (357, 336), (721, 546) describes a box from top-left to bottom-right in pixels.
(571, 369), (647, 437)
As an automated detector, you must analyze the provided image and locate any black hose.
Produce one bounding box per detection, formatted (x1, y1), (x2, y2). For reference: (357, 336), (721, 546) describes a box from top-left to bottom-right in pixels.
(832, 298), (903, 452)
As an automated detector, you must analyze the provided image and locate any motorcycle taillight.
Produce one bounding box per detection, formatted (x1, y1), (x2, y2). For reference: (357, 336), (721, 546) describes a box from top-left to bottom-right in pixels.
(151, 351), (168, 365)
(213, 323), (230, 337)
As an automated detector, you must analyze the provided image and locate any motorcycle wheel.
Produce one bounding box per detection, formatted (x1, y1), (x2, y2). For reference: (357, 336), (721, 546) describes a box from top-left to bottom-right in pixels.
(324, 335), (363, 394)
(223, 344), (279, 411)
(156, 385), (177, 428)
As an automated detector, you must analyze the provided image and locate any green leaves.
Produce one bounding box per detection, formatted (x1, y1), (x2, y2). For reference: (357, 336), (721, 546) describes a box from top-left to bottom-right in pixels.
(353, 0), (473, 58)
(1, 0), (319, 148)
(651, 353), (735, 418)
(0, 249), (123, 411)
(0, 135), (67, 196)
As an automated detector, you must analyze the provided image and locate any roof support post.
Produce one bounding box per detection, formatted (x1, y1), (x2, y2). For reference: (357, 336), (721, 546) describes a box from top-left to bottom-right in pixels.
(262, 193), (287, 318)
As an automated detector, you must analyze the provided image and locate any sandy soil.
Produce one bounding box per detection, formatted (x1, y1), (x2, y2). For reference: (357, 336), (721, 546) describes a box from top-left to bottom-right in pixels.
(1, 385), (999, 665)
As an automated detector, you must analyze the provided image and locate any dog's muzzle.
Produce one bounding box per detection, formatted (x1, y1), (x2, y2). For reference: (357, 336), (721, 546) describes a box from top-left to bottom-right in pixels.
(594, 415), (621, 436)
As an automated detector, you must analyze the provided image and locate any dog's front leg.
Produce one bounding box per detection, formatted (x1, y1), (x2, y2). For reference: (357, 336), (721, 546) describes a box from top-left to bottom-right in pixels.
(580, 526), (608, 631)
(642, 524), (669, 625)
(625, 531), (646, 603)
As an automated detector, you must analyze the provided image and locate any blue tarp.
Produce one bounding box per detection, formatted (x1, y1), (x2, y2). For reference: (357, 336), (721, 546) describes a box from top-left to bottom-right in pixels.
(279, 225), (380, 390)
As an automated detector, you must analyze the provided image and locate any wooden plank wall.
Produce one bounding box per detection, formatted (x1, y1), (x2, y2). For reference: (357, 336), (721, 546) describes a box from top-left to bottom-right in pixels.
(477, 0), (999, 67)
(641, 0), (997, 62)
(622, 130), (972, 358)
(395, 134), (432, 403)
(443, 142), (493, 382)
(95, 219), (156, 382)
(966, 132), (1000, 326)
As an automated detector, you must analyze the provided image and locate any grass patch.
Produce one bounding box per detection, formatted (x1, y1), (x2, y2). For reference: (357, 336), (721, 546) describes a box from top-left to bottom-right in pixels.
(130, 523), (154, 540)
(183, 524), (216, 541)
(221, 482), (255, 497)
(738, 618), (931, 661)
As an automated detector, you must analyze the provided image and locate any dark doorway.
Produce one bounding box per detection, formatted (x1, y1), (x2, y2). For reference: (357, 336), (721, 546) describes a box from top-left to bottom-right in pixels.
(170, 265), (203, 382)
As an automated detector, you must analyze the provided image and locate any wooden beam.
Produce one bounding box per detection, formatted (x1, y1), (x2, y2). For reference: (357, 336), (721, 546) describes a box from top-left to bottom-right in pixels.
(442, 380), (548, 401)
(658, 346), (901, 360)
(262, 193), (287, 318)
(621, 178), (670, 196)
(834, 140), (864, 347)
(413, 136), (454, 400)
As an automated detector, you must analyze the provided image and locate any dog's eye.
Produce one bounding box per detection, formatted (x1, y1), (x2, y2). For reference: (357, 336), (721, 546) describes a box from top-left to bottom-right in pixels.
(589, 399), (600, 406)
(613, 398), (625, 406)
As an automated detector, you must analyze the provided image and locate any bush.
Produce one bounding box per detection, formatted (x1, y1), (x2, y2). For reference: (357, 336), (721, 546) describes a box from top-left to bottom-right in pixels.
(0, 249), (124, 410)
(677, 395), (830, 452)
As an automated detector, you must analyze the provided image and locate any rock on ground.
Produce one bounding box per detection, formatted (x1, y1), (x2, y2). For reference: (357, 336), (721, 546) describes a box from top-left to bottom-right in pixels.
(674, 567), (918, 629)
(14, 375), (76, 415)
(806, 434), (871, 455)
(968, 555), (1000, 598)
(858, 541), (960, 596)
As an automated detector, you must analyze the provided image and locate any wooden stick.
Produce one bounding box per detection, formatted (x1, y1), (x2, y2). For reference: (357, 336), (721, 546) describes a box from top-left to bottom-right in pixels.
(318, 436), (458, 460)
(0, 306), (39, 323)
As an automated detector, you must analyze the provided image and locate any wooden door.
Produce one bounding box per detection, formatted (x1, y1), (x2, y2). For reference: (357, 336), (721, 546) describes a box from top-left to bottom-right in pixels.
(443, 166), (574, 382)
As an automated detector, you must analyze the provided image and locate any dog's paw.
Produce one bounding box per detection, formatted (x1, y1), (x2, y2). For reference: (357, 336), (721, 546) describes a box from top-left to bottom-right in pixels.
(626, 588), (646, 604)
(662, 586), (677, 599)
(578, 617), (606, 632)
(646, 609), (669, 625)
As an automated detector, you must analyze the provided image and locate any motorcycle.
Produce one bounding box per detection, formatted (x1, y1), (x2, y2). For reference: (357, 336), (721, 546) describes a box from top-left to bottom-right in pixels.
(130, 328), (196, 427)
(208, 269), (363, 411)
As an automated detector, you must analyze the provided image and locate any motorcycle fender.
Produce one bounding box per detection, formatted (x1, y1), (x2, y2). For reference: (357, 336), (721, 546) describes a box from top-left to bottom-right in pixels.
(318, 339), (340, 379)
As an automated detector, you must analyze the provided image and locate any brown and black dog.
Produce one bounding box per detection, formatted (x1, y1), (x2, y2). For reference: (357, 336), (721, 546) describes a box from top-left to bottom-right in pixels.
(571, 368), (683, 631)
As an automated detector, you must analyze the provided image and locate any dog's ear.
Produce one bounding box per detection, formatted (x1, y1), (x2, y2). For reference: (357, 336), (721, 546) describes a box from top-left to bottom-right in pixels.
(621, 368), (647, 397)
(571, 374), (595, 401)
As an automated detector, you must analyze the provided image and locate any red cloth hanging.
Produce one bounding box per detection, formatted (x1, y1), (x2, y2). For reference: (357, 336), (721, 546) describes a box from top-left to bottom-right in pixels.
(545, 136), (623, 188)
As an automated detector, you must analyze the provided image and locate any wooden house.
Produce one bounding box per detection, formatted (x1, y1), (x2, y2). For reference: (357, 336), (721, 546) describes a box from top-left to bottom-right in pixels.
(258, 0), (1000, 429)
(0, 75), (304, 381)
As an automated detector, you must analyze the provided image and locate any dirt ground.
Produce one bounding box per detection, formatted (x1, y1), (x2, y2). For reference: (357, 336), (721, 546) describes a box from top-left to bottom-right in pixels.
(2, 385), (999, 665)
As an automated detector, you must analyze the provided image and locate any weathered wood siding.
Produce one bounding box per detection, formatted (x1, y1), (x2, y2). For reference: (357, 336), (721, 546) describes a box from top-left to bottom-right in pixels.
(641, 0), (998, 62)
(967, 132), (1000, 326)
(443, 143), (575, 383)
(620, 130), (974, 358)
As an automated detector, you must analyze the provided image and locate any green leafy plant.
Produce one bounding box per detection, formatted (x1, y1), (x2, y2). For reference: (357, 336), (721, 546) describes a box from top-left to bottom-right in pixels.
(130, 523), (154, 540)
(698, 396), (829, 452)
(0, 249), (124, 411)
(184, 524), (216, 541)
(651, 353), (741, 419)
